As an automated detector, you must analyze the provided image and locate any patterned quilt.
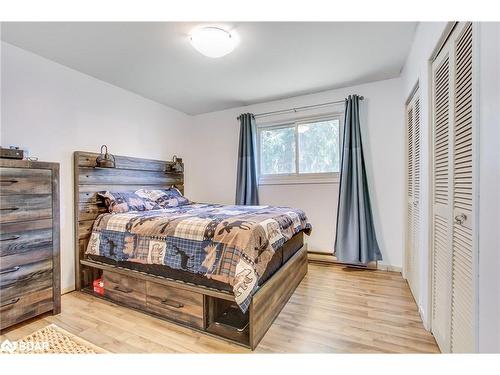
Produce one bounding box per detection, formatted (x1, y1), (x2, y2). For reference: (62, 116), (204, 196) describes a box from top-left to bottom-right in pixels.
(86, 203), (311, 312)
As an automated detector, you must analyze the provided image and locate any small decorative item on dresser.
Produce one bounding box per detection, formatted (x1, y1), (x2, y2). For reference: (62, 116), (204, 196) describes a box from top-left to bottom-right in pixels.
(0, 158), (61, 330)
(95, 145), (116, 168)
(0, 146), (24, 160)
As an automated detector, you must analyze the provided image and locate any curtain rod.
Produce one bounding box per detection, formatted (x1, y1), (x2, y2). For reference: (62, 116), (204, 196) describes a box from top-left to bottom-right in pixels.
(246, 95), (364, 120)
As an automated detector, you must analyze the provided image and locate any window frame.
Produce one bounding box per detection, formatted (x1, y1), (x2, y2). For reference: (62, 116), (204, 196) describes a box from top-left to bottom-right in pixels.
(256, 112), (344, 185)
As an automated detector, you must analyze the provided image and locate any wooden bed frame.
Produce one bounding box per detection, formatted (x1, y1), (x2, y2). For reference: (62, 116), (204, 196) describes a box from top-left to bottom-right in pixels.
(73, 151), (307, 349)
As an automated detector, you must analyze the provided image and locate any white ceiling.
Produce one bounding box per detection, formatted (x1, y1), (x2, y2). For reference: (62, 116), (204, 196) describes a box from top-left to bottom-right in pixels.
(1, 22), (417, 115)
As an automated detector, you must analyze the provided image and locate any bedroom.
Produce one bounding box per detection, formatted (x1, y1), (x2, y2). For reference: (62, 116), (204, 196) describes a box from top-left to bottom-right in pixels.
(1, 0), (499, 370)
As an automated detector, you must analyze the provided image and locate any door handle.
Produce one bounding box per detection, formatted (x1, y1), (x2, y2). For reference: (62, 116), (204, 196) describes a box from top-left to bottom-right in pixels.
(454, 213), (467, 225)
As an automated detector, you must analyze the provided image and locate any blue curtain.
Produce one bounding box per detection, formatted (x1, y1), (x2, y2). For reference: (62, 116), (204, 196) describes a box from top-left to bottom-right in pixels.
(235, 113), (259, 205)
(334, 95), (382, 265)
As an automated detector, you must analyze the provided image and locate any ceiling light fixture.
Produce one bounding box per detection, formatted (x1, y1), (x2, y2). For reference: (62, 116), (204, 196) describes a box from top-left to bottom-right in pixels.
(189, 27), (238, 58)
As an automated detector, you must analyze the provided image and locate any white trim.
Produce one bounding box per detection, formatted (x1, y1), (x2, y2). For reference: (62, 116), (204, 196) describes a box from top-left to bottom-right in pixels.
(259, 173), (340, 185)
(256, 110), (344, 128)
(376, 263), (403, 273)
(61, 286), (75, 295)
(471, 21), (480, 353)
(425, 56), (434, 332)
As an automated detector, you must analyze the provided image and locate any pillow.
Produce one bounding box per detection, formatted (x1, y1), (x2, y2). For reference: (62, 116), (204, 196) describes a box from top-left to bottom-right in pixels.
(135, 188), (190, 208)
(97, 191), (160, 213)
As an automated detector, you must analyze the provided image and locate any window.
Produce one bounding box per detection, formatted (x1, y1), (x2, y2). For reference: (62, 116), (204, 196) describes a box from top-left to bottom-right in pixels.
(258, 115), (342, 184)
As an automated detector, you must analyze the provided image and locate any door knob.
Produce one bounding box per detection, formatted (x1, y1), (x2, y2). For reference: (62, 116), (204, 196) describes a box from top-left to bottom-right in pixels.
(454, 213), (467, 225)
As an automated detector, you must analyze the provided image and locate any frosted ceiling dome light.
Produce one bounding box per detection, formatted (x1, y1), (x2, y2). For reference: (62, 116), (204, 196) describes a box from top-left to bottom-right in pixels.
(190, 27), (238, 58)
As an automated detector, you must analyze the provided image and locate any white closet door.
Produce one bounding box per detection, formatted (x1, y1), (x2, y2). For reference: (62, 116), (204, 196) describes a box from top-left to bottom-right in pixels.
(405, 90), (420, 302)
(431, 21), (476, 353)
(431, 42), (453, 353)
(450, 22), (474, 353)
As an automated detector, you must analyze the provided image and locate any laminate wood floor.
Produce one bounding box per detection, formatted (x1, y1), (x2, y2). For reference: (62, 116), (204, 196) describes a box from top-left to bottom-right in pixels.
(1, 263), (439, 353)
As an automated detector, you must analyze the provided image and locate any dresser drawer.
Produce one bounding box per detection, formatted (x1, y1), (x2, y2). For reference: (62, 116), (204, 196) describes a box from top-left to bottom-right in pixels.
(0, 194), (52, 223)
(0, 287), (54, 330)
(0, 167), (51, 195)
(0, 219), (53, 257)
(146, 281), (204, 329)
(103, 271), (146, 310)
(1, 246), (53, 274)
(0, 258), (53, 301)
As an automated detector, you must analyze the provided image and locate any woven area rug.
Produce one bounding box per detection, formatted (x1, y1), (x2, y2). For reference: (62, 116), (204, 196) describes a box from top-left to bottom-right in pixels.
(1, 324), (108, 354)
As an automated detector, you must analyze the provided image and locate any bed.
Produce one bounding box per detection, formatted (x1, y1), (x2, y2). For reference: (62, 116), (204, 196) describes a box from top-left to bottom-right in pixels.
(74, 151), (310, 349)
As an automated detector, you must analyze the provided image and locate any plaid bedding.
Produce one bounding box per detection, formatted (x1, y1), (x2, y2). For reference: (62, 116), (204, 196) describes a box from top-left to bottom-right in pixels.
(86, 203), (311, 312)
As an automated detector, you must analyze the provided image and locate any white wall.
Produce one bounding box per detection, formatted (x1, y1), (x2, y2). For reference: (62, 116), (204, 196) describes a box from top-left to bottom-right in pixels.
(186, 78), (405, 269)
(0, 42), (193, 293)
(401, 22), (500, 352)
(477, 22), (500, 353)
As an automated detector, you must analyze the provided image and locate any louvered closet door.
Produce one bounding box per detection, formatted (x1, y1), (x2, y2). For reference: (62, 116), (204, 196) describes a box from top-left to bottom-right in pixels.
(450, 22), (474, 353)
(405, 90), (420, 302)
(431, 21), (475, 353)
(431, 41), (453, 353)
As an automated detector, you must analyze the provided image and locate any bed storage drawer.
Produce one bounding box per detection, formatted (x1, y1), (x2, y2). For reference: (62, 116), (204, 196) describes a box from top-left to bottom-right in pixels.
(146, 281), (204, 329)
(103, 270), (146, 309)
(0, 287), (54, 330)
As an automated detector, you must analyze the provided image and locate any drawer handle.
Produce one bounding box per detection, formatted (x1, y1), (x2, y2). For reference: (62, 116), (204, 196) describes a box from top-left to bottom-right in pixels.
(0, 266), (20, 274)
(114, 285), (133, 293)
(0, 179), (18, 184)
(0, 207), (19, 211)
(0, 235), (20, 241)
(0, 297), (20, 309)
(160, 299), (184, 309)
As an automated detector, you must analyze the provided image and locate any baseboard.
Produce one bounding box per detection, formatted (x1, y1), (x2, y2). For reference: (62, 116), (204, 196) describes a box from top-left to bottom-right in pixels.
(419, 305), (431, 331)
(61, 286), (76, 295)
(376, 263), (402, 273)
(307, 251), (377, 269)
(307, 251), (401, 273)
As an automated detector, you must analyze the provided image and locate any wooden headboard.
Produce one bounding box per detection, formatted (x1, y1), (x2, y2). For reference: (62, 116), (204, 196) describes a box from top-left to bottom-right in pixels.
(73, 151), (184, 290)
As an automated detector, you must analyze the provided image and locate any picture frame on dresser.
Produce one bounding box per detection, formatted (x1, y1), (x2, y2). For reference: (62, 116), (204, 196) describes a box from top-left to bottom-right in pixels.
(0, 158), (61, 330)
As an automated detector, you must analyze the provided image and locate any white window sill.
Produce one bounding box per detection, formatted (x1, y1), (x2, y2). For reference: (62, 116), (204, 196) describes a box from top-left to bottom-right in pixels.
(259, 174), (340, 186)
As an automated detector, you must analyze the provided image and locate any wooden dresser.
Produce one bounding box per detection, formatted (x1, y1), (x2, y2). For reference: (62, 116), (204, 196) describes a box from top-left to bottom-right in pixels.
(0, 159), (60, 330)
